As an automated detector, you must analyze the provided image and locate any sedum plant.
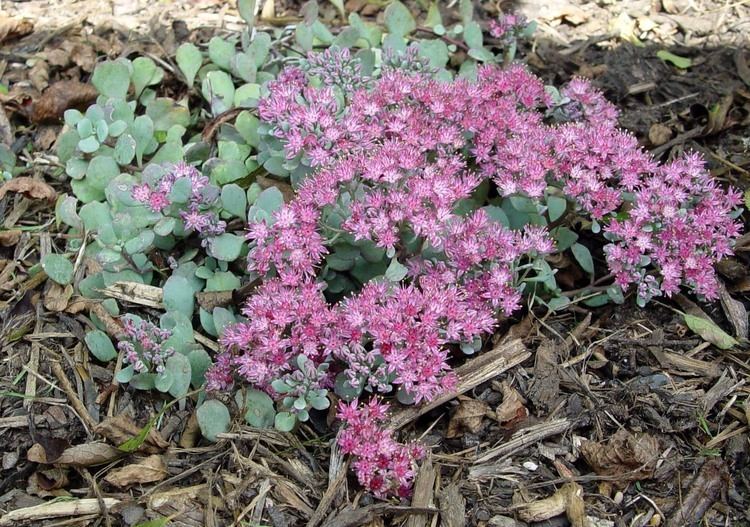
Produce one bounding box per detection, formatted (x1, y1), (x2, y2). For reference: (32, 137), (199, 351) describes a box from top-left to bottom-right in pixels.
(53, 0), (743, 499)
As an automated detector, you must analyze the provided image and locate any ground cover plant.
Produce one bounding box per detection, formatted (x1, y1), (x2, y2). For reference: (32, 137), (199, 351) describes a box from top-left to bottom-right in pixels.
(4, 0), (744, 513)
(55, 0), (745, 498)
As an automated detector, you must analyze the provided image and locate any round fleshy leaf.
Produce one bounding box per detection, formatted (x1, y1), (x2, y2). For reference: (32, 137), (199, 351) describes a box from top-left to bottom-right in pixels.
(166, 353), (191, 398)
(42, 254), (74, 285)
(115, 364), (135, 383)
(91, 60), (131, 99)
(176, 43), (203, 87)
(207, 233), (244, 262)
(162, 275), (195, 318)
(274, 411), (296, 432)
(235, 390), (275, 428)
(187, 348), (211, 387)
(197, 400), (231, 441)
(84, 330), (117, 362)
(154, 370), (174, 393)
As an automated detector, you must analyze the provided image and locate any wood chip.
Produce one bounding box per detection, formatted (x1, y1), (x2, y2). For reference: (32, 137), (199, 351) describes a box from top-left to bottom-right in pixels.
(0, 498), (120, 526)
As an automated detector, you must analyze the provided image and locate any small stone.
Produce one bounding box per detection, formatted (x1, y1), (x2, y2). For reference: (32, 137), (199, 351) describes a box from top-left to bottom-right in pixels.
(648, 123), (672, 146)
(523, 461), (538, 471)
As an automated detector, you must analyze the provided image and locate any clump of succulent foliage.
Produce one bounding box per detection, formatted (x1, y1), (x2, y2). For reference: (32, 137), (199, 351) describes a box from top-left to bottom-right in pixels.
(54, 0), (742, 498)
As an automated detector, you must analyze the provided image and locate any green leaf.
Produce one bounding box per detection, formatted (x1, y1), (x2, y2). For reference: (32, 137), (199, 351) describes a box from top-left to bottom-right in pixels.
(124, 230), (155, 254)
(247, 187), (283, 223)
(295, 24), (314, 52)
(206, 271), (240, 292)
(115, 364), (135, 383)
(208, 36), (235, 71)
(78, 136), (100, 154)
(86, 156), (120, 191)
(207, 233), (245, 262)
(42, 254), (74, 285)
(187, 348), (212, 387)
(418, 39), (449, 69)
(234, 83), (261, 107)
(176, 43), (203, 87)
(114, 134), (137, 165)
(212, 307), (237, 336)
(236, 390), (275, 428)
(131, 57), (163, 97)
(547, 196), (567, 222)
(385, 258), (408, 282)
(85, 330), (117, 362)
(459, 0), (473, 24)
(553, 226), (578, 251)
(236, 111), (260, 147)
(424, 2), (442, 28)
(146, 98), (191, 133)
(129, 373), (156, 390)
(656, 50), (692, 69)
(571, 243), (594, 275)
(384, 0), (416, 37)
(237, 0), (257, 27)
(55, 194), (82, 230)
(163, 275), (195, 317)
(197, 400), (231, 441)
(328, 0), (345, 19)
(154, 370), (174, 392)
(334, 372), (363, 402)
(165, 353), (192, 398)
(118, 404), (169, 452)
(463, 21), (483, 49)
(91, 60), (131, 99)
(132, 115), (154, 166)
(202, 71), (235, 115)
(220, 184), (247, 218)
(274, 411), (296, 432)
(683, 313), (738, 350)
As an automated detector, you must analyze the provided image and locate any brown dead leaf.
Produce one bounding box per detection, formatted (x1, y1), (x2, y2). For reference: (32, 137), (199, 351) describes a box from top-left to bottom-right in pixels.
(0, 17), (33, 43)
(44, 48), (70, 68)
(718, 281), (748, 341)
(0, 177), (56, 202)
(580, 429), (659, 482)
(104, 455), (168, 487)
(34, 125), (60, 151)
(494, 381), (529, 428)
(94, 414), (169, 454)
(27, 436), (70, 464)
(179, 412), (201, 449)
(27, 468), (70, 497)
(28, 59), (49, 92)
(31, 80), (99, 124)
(44, 282), (74, 312)
(527, 339), (560, 413)
(55, 443), (123, 466)
(446, 397), (490, 438)
(517, 482), (586, 527)
(0, 229), (21, 247)
(69, 43), (97, 72)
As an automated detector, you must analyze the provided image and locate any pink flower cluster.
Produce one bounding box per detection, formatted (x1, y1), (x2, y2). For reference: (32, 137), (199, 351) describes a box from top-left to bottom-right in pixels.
(212, 50), (742, 496)
(488, 12), (529, 43)
(132, 162), (226, 237)
(337, 399), (424, 498)
(118, 316), (174, 374)
(605, 153), (742, 300)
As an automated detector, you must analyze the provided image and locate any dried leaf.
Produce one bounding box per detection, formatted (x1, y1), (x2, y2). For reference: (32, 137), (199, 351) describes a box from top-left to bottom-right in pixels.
(718, 282), (748, 341)
(31, 80), (99, 124)
(517, 482), (585, 526)
(494, 382), (528, 427)
(44, 282), (74, 312)
(0, 104), (12, 147)
(104, 455), (167, 487)
(580, 430), (659, 482)
(55, 443), (122, 466)
(26, 436), (70, 464)
(0, 177), (56, 202)
(94, 414), (169, 454)
(0, 17), (33, 43)
(446, 397), (490, 438)
(0, 229), (21, 247)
